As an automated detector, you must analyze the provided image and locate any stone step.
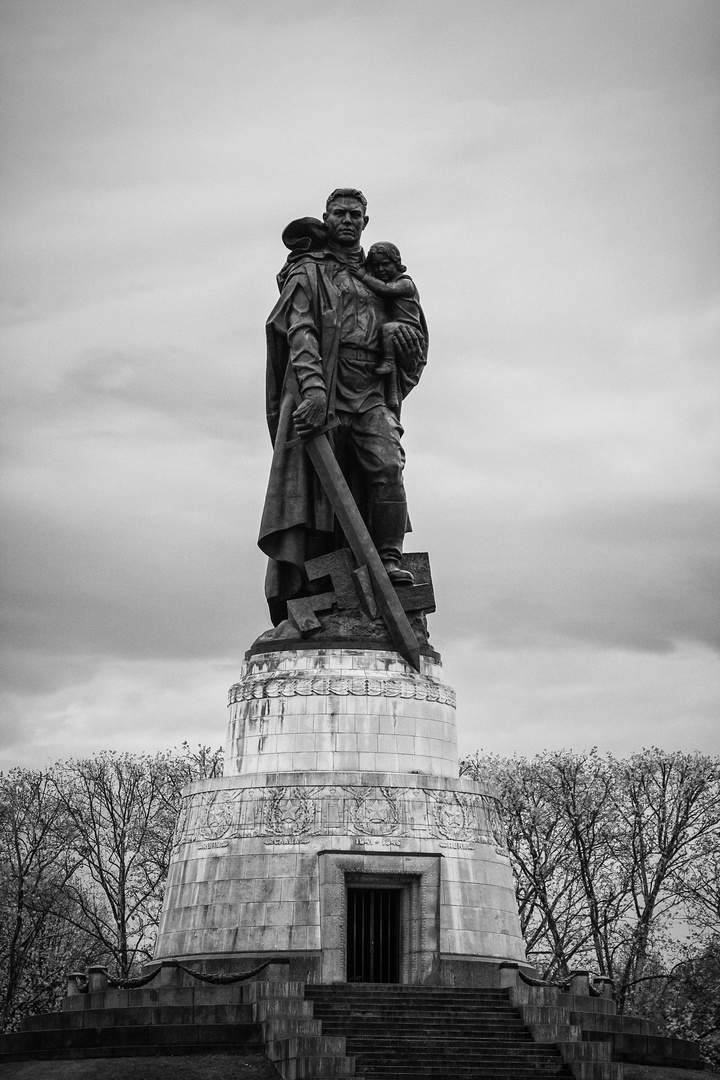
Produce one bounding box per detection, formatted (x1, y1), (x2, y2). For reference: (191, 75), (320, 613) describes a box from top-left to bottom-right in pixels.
(308, 985), (510, 994)
(353, 1069), (571, 1079)
(310, 1010), (524, 1019)
(292, 1056), (356, 1078)
(21, 1003), (254, 1030)
(315, 1010), (528, 1019)
(354, 1067), (569, 1075)
(331, 1033), (536, 1045)
(347, 1040), (564, 1049)
(307, 995), (512, 1006)
(308, 995), (513, 1002)
(332, 1035), (536, 1045)
(353, 1069), (570, 1074)
(0, 1022), (263, 1062)
(1, 1046), (273, 1065)
(255, 999), (316, 1021)
(349, 1047), (568, 1058)
(309, 988), (508, 992)
(318, 1018), (526, 1028)
(310, 1002), (524, 1010)
(303, 985), (576, 1079)
(351, 1056), (571, 1068)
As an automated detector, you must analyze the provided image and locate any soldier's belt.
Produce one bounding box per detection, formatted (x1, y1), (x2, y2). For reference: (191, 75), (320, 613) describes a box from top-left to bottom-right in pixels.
(337, 345), (379, 362)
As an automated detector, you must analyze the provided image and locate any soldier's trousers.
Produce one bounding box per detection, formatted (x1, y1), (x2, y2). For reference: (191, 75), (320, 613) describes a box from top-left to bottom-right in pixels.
(331, 406), (409, 562)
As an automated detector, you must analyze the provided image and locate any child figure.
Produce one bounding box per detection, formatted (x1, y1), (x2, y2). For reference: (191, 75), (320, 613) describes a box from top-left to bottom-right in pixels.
(352, 242), (424, 413)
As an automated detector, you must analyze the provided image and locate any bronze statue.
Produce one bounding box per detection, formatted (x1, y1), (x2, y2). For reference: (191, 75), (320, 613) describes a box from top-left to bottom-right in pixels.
(258, 188), (428, 628)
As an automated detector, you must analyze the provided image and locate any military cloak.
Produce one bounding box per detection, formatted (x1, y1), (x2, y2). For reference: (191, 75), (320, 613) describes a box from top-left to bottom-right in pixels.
(258, 249), (427, 625)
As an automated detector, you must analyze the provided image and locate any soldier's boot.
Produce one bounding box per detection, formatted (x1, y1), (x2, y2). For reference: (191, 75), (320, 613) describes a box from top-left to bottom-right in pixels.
(372, 499), (414, 586)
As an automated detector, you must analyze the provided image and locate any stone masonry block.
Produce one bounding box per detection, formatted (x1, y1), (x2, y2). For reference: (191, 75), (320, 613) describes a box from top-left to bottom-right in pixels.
(291, 752), (317, 770)
(288, 925), (310, 949)
(334, 752), (361, 770)
(333, 733), (358, 752)
(264, 902), (296, 926)
(255, 876), (284, 903)
(289, 899), (320, 925)
(294, 732), (319, 753)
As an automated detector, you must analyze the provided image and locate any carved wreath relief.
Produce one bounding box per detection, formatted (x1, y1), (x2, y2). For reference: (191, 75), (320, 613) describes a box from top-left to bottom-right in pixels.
(264, 786), (317, 838)
(348, 787), (403, 835)
(228, 670), (456, 709)
(171, 783), (506, 850)
(430, 791), (475, 841)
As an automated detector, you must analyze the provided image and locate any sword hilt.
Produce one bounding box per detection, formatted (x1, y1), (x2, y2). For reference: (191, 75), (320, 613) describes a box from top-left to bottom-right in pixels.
(284, 416), (340, 449)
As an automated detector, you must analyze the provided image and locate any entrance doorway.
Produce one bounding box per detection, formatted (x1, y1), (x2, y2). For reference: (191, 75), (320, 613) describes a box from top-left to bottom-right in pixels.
(346, 888), (401, 983)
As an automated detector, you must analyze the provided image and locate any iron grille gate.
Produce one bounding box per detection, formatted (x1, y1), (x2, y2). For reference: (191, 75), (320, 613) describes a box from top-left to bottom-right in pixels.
(346, 888), (401, 983)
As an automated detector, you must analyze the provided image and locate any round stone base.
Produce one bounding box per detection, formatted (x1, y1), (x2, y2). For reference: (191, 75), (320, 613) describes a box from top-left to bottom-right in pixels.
(226, 648), (459, 778)
(154, 770), (527, 983)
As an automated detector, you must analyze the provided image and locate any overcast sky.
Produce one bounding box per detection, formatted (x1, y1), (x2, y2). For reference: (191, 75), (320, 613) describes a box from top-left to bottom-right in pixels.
(1, 0), (718, 769)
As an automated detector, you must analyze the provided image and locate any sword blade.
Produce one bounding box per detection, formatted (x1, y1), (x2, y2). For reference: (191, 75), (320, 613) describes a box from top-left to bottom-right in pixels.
(302, 433), (421, 672)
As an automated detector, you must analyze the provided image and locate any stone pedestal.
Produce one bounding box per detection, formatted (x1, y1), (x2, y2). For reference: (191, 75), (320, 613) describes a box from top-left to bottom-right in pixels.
(155, 646), (528, 984)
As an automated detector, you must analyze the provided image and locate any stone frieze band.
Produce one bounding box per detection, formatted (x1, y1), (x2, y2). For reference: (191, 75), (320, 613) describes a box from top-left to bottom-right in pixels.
(171, 782), (507, 851)
(228, 671), (456, 708)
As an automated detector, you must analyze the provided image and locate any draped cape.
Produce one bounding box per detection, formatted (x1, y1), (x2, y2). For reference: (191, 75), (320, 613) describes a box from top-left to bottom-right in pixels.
(258, 248), (427, 624)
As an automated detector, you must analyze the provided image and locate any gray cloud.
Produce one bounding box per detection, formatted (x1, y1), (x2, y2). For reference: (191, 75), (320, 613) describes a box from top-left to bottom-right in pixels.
(1, 0), (718, 763)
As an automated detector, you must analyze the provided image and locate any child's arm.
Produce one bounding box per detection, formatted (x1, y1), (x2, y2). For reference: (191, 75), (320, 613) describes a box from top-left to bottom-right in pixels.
(351, 268), (416, 299)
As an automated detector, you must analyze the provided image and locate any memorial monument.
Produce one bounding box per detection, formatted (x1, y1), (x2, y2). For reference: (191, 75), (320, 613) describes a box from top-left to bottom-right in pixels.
(153, 187), (528, 985)
(4, 191), (695, 1079)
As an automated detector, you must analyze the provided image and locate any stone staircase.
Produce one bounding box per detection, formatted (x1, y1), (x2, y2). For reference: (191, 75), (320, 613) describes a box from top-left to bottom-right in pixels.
(502, 964), (701, 1075)
(0, 965), (702, 1078)
(304, 984), (576, 1079)
(0, 981), (266, 1064)
(569, 990), (702, 1071)
(245, 980), (354, 1079)
(0, 967), (354, 1079)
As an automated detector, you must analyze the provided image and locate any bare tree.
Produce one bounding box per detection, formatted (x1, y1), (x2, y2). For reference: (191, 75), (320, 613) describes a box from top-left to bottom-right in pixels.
(611, 749), (720, 1006)
(0, 768), (85, 1029)
(0, 744), (223, 1025)
(461, 747), (720, 1011)
(53, 746), (221, 978)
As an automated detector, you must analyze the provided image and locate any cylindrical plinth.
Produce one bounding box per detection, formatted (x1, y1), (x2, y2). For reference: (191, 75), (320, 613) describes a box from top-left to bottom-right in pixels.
(155, 646), (528, 984)
(225, 649), (458, 777)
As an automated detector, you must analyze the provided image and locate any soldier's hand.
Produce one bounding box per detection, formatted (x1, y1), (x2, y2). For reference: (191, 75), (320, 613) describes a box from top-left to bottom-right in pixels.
(292, 391), (327, 438)
(392, 325), (425, 368)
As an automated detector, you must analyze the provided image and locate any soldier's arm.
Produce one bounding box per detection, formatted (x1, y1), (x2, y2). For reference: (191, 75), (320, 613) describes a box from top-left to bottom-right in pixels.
(285, 278), (327, 436)
(286, 279), (325, 396)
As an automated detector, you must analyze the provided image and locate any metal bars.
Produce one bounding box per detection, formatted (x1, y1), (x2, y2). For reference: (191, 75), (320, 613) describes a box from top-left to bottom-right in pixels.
(346, 888), (401, 983)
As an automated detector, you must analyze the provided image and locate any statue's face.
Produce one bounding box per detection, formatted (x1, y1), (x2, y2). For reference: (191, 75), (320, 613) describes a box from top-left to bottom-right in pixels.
(323, 198), (368, 247)
(367, 253), (398, 282)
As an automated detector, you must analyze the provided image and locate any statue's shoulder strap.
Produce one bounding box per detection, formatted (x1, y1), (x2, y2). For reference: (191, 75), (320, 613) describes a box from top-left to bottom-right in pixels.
(277, 249), (335, 291)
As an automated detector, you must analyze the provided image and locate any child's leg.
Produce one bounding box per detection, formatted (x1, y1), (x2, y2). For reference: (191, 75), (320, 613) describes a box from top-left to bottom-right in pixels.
(376, 322), (397, 375)
(377, 324), (399, 411)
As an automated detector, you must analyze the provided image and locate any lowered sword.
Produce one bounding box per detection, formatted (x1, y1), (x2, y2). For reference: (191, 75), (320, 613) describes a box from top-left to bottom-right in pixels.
(285, 382), (421, 672)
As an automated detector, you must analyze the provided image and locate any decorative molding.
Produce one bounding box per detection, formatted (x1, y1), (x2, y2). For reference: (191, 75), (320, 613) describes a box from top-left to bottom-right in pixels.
(171, 783), (507, 851)
(429, 790), (478, 841)
(263, 786), (318, 837)
(347, 786), (404, 836)
(228, 671), (456, 709)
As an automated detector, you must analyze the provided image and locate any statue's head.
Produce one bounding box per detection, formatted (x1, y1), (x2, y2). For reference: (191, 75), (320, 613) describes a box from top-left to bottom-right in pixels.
(323, 188), (368, 248)
(366, 242), (406, 280)
(325, 188), (367, 211)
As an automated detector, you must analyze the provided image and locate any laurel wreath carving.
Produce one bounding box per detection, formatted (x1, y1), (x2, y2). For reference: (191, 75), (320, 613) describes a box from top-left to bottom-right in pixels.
(171, 783), (504, 851)
(228, 672), (455, 708)
(347, 786), (404, 836)
(264, 786), (317, 837)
